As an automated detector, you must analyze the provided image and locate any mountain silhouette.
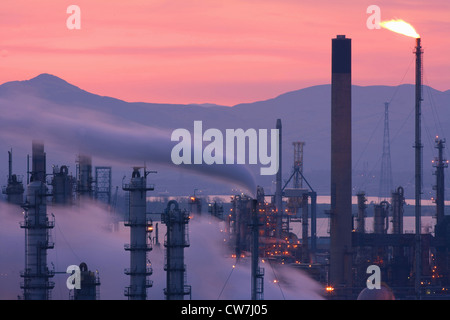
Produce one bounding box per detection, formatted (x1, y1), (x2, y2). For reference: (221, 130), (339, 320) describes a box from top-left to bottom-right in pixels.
(0, 73), (449, 198)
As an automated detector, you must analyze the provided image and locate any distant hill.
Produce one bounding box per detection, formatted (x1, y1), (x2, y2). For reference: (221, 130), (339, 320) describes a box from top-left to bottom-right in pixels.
(0, 73), (449, 198)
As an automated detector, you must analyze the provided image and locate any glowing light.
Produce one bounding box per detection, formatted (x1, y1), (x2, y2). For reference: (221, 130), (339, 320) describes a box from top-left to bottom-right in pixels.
(325, 286), (335, 292)
(380, 19), (420, 38)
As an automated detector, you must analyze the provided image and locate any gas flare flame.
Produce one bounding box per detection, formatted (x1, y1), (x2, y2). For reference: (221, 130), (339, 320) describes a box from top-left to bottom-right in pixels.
(380, 19), (420, 38)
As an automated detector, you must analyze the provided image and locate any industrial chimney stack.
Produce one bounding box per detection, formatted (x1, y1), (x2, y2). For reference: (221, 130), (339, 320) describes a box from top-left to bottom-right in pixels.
(329, 35), (353, 293)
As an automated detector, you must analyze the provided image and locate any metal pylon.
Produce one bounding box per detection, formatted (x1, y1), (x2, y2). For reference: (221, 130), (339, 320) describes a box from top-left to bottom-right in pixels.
(379, 102), (393, 201)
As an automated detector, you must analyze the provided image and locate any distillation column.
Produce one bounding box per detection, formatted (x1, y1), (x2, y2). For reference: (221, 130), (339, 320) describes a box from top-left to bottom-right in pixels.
(51, 165), (74, 205)
(123, 167), (154, 300)
(356, 192), (367, 233)
(433, 139), (449, 285)
(20, 141), (55, 300)
(77, 154), (93, 199)
(163, 200), (191, 300)
(73, 262), (101, 300)
(3, 149), (24, 205)
(434, 138), (447, 226)
(392, 187), (405, 235)
(373, 201), (389, 235)
(391, 186), (408, 286)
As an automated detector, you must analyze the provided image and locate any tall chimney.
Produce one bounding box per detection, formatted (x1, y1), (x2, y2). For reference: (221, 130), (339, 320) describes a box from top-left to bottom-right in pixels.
(329, 35), (352, 291)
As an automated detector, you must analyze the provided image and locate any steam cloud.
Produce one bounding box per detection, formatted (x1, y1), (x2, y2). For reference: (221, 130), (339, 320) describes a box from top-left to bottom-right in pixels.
(0, 94), (256, 195)
(0, 201), (323, 300)
(0, 82), (322, 300)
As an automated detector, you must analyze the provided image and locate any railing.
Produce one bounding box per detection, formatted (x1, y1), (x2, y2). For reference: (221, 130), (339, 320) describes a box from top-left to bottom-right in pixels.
(20, 269), (55, 278)
(163, 284), (192, 299)
(20, 218), (55, 229)
(124, 218), (153, 228)
(124, 267), (153, 276)
(124, 280), (153, 297)
(163, 224), (190, 247)
(124, 242), (152, 251)
(122, 183), (155, 191)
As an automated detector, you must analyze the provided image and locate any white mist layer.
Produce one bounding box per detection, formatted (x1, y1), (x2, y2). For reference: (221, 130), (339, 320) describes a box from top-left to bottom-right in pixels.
(0, 201), (323, 300)
(0, 95), (256, 196)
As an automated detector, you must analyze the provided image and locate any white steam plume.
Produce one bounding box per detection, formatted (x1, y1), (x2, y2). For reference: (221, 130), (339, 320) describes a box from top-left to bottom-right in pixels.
(0, 95), (256, 196)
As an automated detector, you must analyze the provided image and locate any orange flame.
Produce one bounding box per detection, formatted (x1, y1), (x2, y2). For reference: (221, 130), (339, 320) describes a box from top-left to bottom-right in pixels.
(380, 19), (420, 38)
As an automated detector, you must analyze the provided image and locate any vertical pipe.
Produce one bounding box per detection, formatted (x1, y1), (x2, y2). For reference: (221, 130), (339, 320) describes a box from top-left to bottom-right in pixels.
(251, 197), (264, 300)
(330, 35), (352, 291)
(275, 119), (283, 240)
(310, 191), (317, 255)
(251, 199), (258, 300)
(301, 193), (309, 263)
(27, 154), (30, 185)
(8, 150), (12, 183)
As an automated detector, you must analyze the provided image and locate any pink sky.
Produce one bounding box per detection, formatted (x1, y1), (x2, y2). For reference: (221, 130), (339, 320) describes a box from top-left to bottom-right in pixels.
(0, 0), (449, 105)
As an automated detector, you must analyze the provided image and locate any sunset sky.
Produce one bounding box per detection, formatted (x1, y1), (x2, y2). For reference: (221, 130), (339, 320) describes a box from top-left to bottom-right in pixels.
(0, 0), (449, 105)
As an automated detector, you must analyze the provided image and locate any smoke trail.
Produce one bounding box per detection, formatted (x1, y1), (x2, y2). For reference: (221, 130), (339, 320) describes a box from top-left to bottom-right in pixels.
(0, 94), (256, 196)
